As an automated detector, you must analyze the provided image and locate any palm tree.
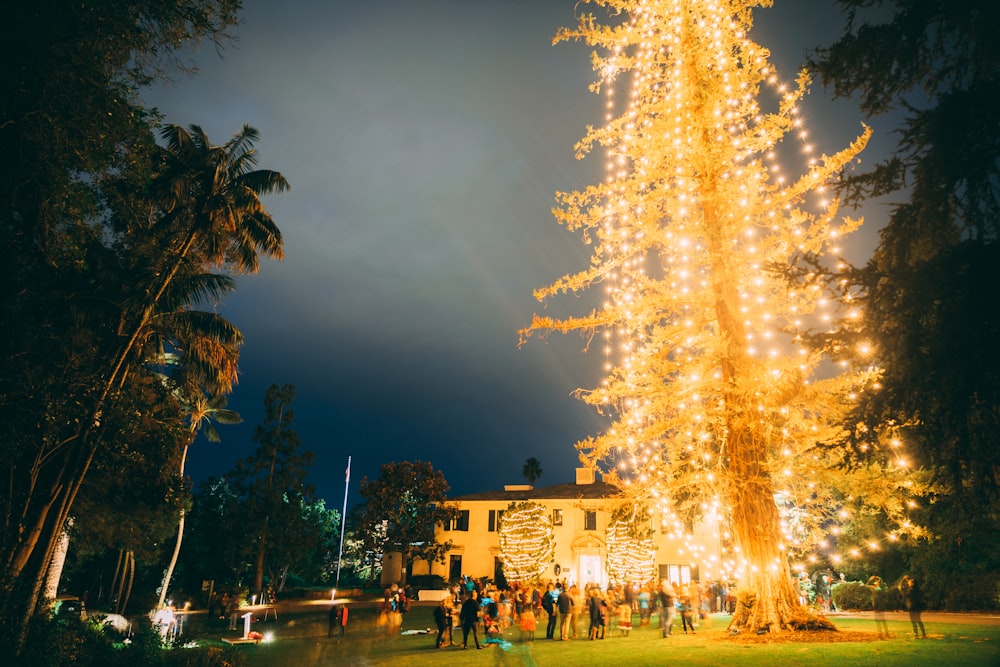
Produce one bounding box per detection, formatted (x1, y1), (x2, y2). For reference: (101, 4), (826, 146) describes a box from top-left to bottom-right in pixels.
(122, 123), (288, 396)
(156, 387), (241, 609)
(7, 125), (287, 626)
(522, 457), (543, 486)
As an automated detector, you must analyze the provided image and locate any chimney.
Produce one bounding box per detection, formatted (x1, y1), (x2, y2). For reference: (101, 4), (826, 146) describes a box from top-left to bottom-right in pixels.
(575, 468), (596, 485)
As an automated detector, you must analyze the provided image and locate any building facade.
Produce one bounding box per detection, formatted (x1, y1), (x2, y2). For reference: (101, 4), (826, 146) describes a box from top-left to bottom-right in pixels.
(399, 469), (723, 589)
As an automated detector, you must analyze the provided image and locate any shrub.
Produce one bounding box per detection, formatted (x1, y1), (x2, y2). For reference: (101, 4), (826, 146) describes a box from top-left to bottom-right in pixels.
(161, 645), (247, 667)
(19, 614), (116, 666)
(831, 582), (872, 611)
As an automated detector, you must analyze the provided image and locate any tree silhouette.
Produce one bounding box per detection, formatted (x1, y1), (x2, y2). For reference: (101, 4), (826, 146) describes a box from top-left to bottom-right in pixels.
(809, 0), (1000, 606)
(0, 123), (286, 638)
(356, 461), (459, 584)
(233, 384), (314, 597)
(522, 457), (543, 485)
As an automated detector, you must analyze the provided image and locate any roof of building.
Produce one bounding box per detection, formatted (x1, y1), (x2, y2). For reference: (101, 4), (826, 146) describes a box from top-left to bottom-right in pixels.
(452, 480), (622, 502)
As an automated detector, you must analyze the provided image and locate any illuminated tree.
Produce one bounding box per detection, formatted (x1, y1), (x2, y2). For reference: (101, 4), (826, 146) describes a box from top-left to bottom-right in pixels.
(605, 504), (656, 585)
(498, 501), (555, 582)
(523, 0), (926, 632)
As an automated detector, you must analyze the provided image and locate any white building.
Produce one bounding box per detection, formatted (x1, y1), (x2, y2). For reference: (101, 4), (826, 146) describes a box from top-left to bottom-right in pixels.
(395, 469), (723, 588)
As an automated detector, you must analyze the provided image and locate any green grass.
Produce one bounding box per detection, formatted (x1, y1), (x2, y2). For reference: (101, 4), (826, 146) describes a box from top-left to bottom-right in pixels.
(183, 605), (1000, 667)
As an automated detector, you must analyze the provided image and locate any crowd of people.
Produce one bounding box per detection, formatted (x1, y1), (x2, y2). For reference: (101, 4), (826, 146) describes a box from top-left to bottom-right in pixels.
(423, 575), (732, 649)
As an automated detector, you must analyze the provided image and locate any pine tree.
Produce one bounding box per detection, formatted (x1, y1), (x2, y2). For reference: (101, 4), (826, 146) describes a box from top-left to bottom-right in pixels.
(233, 384), (315, 597)
(524, 0), (925, 632)
(808, 0), (1000, 607)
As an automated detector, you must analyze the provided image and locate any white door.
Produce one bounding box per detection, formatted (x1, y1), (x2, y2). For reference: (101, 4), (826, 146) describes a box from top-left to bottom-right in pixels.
(578, 555), (603, 587)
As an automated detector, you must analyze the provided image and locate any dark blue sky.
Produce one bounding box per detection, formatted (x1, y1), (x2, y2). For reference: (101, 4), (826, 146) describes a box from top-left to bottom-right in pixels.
(141, 0), (891, 506)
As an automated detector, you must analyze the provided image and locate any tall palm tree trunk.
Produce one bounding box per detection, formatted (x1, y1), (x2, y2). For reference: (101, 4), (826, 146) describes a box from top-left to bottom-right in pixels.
(157, 436), (194, 609)
(8, 227), (201, 620)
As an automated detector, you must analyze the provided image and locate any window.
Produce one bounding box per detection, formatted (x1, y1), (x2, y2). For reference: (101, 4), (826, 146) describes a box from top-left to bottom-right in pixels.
(445, 510), (470, 532)
(488, 509), (504, 532)
(584, 510), (597, 531)
(659, 563), (693, 585)
(552, 509), (563, 526)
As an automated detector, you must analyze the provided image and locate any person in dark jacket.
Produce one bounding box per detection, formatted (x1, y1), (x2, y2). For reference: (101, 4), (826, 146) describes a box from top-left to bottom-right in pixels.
(542, 583), (558, 639)
(899, 575), (927, 638)
(587, 588), (607, 639)
(460, 591), (482, 649)
(558, 587), (575, 640)
(658, 580), (676, 637)
(328, 603), (348, 640)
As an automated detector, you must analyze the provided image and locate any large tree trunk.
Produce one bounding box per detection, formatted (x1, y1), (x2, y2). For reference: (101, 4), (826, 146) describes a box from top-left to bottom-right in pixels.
(254, 522), (267, 598)
(9, 444), (97, 650)
(726, 426), (803, 632)
(704, 195), (809, 633)
(157, 512), (185, 609)
(121, 552), (135, 614)
(42, 519), (73, 602)
(111, 550), (135, 615)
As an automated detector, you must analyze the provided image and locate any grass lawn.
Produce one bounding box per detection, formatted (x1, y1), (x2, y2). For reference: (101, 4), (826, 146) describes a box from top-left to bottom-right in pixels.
(183, 604), (1000, 667)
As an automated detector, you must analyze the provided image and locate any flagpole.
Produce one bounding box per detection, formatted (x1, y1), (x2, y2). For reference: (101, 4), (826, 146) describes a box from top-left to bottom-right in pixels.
(334, 456), (351, 598)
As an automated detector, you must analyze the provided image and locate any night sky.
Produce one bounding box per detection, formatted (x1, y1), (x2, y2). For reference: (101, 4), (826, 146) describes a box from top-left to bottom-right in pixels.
(140, 0), (891, 506)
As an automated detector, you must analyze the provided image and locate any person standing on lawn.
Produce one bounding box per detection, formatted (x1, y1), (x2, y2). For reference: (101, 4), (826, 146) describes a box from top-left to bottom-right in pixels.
(328, 602), (347, 640)
(460, 591), (483, 649)
(899, 575), (928, 639)
(543, 583), (558, 639)
(658, 580), (676, 637)
(433, 599), (449, 648)
(588, 587), (607, 640)
(866, 576), (889, 638)
(679, 583), (696, 634)
(558, 585), (575, 640)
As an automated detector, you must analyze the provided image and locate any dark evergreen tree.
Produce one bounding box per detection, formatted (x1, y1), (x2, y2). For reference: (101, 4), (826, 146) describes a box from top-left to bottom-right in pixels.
(808, 0), (1000, 608)
(231, 384), (316, 597)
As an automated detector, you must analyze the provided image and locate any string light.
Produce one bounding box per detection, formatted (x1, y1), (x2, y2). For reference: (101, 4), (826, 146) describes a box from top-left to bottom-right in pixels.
(606, 504), (657, 583)
(527, 0), (933, 595)
(497, 501), (555, 582)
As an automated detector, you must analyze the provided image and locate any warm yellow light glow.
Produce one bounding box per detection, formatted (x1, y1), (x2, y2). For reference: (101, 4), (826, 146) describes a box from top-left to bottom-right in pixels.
(526, 0), (926, 587)
(498, 502), (555, 581)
